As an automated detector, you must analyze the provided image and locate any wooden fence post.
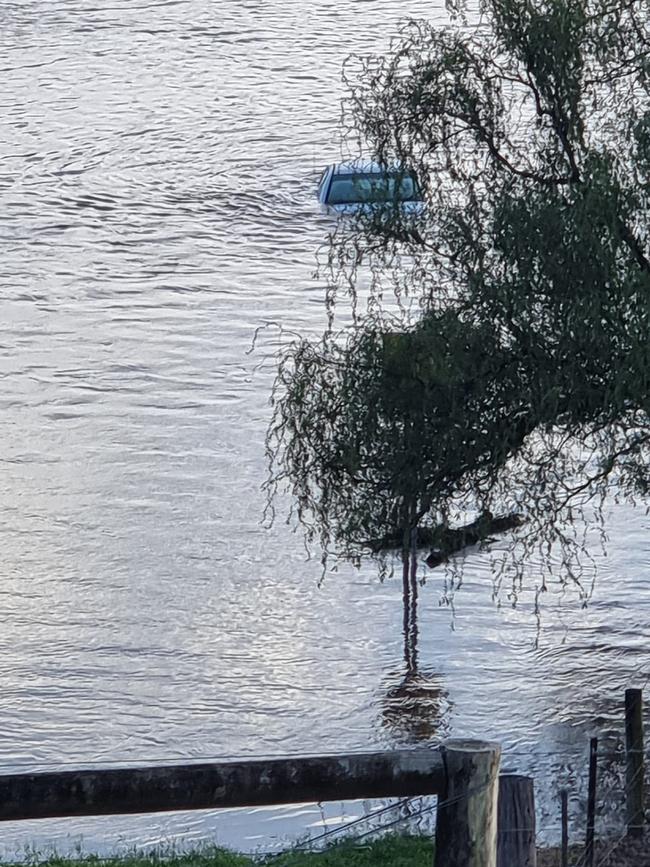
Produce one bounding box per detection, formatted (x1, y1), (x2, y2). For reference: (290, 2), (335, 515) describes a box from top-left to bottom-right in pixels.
(585, 737), (598, 867)
(434, 739), (501, 867)
(560, 789), (568, 867)
(497, 775), (536, 867)
(625, 687), (644, 838)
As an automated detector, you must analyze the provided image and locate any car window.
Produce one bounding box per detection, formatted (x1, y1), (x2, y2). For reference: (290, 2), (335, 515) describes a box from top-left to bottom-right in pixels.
(326, 172), (420, 205)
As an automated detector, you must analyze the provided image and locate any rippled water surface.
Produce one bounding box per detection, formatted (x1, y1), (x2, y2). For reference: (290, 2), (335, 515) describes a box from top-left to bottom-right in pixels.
(2, 0), (650, 857)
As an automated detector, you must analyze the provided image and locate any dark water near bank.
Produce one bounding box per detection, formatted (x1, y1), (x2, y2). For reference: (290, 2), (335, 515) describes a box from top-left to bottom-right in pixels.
(2, 0), (650, 857)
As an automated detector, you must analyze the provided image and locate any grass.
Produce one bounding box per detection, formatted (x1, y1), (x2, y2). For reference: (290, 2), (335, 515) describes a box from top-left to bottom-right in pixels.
(4, 835), (434, 867)
(271, 835), (433, 867)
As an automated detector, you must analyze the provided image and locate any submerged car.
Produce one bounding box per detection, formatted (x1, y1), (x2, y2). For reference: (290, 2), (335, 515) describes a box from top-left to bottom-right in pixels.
(317, 161), (424, 215)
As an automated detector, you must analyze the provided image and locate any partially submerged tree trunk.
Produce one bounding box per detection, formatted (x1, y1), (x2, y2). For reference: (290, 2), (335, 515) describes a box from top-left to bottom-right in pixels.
(366, 511), (523, 568)
(424, 512), (524, 568)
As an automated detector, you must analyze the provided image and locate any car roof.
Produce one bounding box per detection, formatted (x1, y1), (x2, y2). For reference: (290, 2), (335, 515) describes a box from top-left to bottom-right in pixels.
(331, 159), (406, 176)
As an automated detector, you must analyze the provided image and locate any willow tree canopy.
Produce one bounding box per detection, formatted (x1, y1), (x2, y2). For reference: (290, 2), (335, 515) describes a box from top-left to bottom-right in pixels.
(267, 0), (650, 585)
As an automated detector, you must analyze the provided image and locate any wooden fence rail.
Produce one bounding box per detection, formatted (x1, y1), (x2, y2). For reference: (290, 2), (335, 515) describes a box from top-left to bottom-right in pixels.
(0, 750), (447, 822)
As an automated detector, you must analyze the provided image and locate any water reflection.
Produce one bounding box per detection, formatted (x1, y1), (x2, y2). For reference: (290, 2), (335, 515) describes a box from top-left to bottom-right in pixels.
(380, 553), (450, 744)
(381, 669), (449, 744)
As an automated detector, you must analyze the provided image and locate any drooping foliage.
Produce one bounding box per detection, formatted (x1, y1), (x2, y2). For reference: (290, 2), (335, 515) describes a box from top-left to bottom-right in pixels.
(267, 0), (650, 584)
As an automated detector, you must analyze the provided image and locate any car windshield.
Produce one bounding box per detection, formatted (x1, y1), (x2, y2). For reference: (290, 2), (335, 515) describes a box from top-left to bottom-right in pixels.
(326, 171), (420, 205)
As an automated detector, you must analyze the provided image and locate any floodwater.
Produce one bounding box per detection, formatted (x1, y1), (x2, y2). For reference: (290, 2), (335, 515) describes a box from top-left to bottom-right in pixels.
(2, 0), (650, 858)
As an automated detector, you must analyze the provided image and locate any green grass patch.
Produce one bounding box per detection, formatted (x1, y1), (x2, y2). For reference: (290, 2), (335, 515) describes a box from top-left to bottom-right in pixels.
(270, 835), (432, 867)
(6, 835), (433, 867)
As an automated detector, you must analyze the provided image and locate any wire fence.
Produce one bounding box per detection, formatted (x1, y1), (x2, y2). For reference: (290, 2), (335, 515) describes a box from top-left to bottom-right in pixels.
(264, 710), (649, 867)
(2, 688), (650, 865)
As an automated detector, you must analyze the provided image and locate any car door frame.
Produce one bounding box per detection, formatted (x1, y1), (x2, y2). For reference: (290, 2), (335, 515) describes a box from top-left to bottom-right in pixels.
(317, 165), (335, 205)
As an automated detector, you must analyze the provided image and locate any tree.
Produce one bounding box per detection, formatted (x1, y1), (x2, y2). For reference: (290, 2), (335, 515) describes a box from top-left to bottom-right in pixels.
(266, 0), (650, 593)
